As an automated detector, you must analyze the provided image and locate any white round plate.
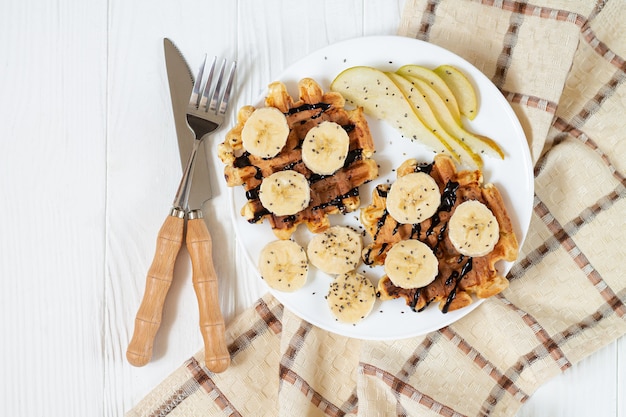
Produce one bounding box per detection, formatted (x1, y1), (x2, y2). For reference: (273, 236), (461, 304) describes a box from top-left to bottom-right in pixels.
(229, 36), (534, 340)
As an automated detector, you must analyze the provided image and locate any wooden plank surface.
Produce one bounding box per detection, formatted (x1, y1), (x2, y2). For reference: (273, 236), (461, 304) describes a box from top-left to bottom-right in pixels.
(0, 1), (623, 416)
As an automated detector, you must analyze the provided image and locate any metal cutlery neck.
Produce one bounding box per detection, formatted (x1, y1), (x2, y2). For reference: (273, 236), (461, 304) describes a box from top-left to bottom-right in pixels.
(172, 137), (203, 211)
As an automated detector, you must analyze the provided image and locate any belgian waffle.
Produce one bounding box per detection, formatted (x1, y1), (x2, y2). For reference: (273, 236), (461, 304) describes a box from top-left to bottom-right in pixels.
(219, 78), (378, 239)
(360, 154), (519, 313)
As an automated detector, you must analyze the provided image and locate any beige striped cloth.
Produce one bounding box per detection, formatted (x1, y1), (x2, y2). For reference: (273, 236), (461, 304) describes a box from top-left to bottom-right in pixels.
(128, 1), (626, 416)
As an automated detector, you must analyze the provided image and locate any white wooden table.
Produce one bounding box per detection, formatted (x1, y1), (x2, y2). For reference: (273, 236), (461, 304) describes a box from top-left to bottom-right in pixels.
(0, 1), (623, 415)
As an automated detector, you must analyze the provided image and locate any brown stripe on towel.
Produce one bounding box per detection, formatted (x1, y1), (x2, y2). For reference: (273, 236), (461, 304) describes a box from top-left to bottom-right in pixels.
(534, 198), (626, 317)
(279, 366), (349, 417)
(277, 321), (351, 414)
(481, 293), (626, 415)
(384, 334), (441, 415)
(147, 364), (207, 417)
(479, 0), (586, 27)
(396, 332), (440, 381)
(361, 363), (468, 417)
(566, 188), (626, 233)
(227, 298), (283, 358)
(186, 357), (243, 416)
(496, 295), (572, 371)
(492, 0), (526, 88)
(441, 326), (530, 402)
(415, 0), (441, 42)
(279, 320), (312, 375)
(502, 90), (558, 114)
(479, 351), (536, 416)
(553, 289), (626, 343)
(581, 24), (626, 70)
(255, 297), (284, 335)
(338, 391), (359, 416)
(570, 72), (626, 128)
(508, 184), (624, 283)
(551, 117), (626, 184)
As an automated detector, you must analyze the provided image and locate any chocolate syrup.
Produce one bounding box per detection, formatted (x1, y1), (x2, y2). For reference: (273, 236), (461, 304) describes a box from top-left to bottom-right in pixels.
(413, 161), (434, 174)
(426, 180), (459, 237)
(343, 148), (363, 166)
(409, 288), (422, 311)
(442, 257), (473, 313)
(342, 124), (355, 133)
(418, 298), (433, 312)
(363, 241), (388, 266)
(233, 151), (251, 168)
(410, 223), (421, 239)
(440, 180), (459, 213)
(246, 187), (259, 200)
(374, 211), (389, 240)
(312, 187), (359, 212)
(286, 102), (331, 115)
(249, 208), (271, 223)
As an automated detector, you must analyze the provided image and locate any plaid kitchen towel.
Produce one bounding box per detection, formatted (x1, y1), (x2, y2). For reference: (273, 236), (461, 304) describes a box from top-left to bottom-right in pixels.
(128, 1), (626, 416)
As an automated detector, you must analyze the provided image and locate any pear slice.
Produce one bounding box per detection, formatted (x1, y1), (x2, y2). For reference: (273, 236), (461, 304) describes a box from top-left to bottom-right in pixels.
(401, 74), (504, 160)
(385, 72), (482, 168)
(434, 65), (478, 120)
(330, 66), (458, 161)
(396, 64), (461, 123)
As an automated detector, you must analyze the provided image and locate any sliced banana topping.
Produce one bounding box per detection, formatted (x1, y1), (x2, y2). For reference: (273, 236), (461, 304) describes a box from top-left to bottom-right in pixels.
(301, 121), (350, 175)
(384, 239), (438, 289)
(306, 225), (362, 275)
(386, 172), (441, 224)
(327, 271), (376, 324)
(259, 170), (311, 216)
(241, 107), (290, 158)
(258, 239), (308, 292)
(448, 200), (499, 257)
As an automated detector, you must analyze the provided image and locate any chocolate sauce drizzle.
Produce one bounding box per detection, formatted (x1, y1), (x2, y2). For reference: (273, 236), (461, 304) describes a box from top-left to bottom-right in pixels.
(286, 102), (331, 115)
(442, 257), (473, 313)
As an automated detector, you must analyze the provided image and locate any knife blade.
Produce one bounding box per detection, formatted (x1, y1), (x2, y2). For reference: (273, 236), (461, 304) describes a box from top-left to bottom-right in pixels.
(163, 38), (213, 208)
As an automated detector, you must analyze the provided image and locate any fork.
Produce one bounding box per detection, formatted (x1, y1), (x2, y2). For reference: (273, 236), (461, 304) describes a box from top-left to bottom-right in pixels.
(127, 57), (236, 372)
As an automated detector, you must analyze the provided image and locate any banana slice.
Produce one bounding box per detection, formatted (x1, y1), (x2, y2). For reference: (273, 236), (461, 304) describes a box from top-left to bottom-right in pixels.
(448, 200), (499, 257)
(301, 121), (350, 175)
(327, 271), (376, 324)
(384, 239), (438, 289)
(386, 172), (441, 224)
(258, 239), (308, 292)
(241, 107), (290, 158)
(259, 170), (311, 216)
(307, 225), (362, 275)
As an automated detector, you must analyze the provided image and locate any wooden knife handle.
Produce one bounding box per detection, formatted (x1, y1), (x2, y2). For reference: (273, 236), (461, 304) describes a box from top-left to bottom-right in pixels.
(127, 212), (185, 367)
(186, 214), (231, 373)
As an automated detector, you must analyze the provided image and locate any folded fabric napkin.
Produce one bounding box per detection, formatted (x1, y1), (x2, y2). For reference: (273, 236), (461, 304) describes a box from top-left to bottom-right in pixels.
(128, 1), (626, 415)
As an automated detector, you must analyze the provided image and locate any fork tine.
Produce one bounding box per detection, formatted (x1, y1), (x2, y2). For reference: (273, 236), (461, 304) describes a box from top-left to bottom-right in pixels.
(199, 56), (217, 111)
(208, 59), (227, 113)
(218, 62), (237, 115)
(190, 54), (207, 108)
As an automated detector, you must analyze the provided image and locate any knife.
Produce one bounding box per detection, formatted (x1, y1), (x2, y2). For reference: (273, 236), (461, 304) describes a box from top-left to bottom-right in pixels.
(126, 39), (230, 372)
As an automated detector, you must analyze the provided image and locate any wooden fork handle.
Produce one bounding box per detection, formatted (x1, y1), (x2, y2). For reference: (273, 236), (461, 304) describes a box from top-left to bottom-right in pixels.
(186, 213), (231, 373)
(127, 212), (185, 367)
